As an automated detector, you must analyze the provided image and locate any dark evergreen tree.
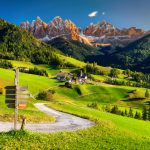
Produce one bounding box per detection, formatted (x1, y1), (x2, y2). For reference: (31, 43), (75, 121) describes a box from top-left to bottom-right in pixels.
(134, 111), (139, 119)
(128, 108), (134, 118)
(142, 106), (147, 120)
(148, 107), (150, 121)
(121, 111), (125, 116)
(124, 109), (128, 116)
(111, 105), (119, 114)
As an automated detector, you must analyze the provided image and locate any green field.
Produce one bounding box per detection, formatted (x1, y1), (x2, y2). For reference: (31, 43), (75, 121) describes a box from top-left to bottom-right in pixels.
(0, 63), (150, 149)
(0, 68), (59, 122)
(0, 95), (150, 149)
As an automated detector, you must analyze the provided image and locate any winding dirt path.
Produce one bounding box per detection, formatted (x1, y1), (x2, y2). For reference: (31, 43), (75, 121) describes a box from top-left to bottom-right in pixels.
(0, 103), (94, 133)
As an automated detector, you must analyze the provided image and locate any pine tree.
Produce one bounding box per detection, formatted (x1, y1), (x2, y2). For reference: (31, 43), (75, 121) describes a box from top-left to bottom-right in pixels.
(142, 106), (147, 120)
(148, 107), (150, 121)
(145, 89), (150, 98)
(124, 109), (128, 116)
(121, 111), (125, 116)
(128, 108), (134, 117)
(134, 111), (139, 119)
(111, 105), (119, 114)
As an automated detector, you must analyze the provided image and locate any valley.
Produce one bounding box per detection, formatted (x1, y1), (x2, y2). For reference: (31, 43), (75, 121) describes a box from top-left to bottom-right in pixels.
(0, 59), (150, 149)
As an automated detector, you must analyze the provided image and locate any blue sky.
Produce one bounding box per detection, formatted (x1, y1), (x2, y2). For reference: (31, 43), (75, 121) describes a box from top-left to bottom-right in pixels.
(1, 0), (150, 30)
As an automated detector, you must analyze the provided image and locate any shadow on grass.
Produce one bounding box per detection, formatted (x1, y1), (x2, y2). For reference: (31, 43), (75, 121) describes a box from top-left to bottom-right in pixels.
(0, 130), (29, 137)
(122, 98), (145, 102)
(127, 90), (136, 93)
(144, 101), (150, 106)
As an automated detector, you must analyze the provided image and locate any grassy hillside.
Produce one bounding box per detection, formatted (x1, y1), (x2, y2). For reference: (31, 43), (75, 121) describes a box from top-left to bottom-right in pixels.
(104, 34), (150, 72)
(0, 67), (61, 122)
(0, 19), (56, 62)
(0, 19), (83, 68)
(48, 37), (103, 61)
(0, 85), (150, 149)
(0, 61), (150, 149)
(48, 33), (150, 74)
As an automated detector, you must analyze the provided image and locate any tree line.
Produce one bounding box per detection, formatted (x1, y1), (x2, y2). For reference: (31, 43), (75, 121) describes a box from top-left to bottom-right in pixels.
(105, 105), (150, 121)
(19, 67), (48, 77)
(0, 60), (13, 69)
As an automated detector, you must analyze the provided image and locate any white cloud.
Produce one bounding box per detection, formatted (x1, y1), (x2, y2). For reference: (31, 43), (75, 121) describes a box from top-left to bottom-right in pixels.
(88, 11), (98, 17)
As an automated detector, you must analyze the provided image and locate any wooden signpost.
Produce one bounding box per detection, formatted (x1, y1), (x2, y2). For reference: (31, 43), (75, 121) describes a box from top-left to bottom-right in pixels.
(5, 68), (29, 130)
(5, 86), (16, 109)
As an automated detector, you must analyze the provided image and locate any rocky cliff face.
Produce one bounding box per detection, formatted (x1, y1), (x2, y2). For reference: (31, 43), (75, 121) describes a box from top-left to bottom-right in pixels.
(20, 16), (91, 45)
(83, 22), (145, 46)
(20, 16), (48, 39)
(83, 21), (144, 37)
(20, 17), (145, 47)
(83, 21), (118, 37)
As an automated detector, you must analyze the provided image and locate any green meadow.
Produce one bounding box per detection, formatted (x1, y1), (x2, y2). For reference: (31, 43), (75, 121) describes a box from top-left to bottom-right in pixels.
(0, 68), (57, 122)
(0, 62), (150, 149)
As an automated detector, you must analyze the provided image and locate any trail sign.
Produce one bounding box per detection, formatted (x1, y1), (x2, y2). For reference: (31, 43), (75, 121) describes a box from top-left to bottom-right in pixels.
(6, 95), (16, 99)
(18, 104), (27, 109)
(5, 86), (16, 108)
(5, 68), (29, 130)
(5, 100), (16, 103)
(7, 103), (15, 108)
(5, 86), (29, 106)
(6, 89), (16, 95)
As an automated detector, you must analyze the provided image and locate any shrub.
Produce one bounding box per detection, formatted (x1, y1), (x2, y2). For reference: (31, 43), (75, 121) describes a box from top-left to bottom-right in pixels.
(36, 90), (55, 101)
(74, 86), (82, 95)
(65, 82), (72, 89)
(87, 102), (99, 110)
(105, 105), (111, 112)
(47, 90), (55, 101)
(109, 68), (120, 78)
(36, 91), (48, 100)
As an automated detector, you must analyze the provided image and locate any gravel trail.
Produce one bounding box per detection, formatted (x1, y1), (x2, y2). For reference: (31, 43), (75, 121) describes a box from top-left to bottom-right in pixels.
(0, 103), (94, 133)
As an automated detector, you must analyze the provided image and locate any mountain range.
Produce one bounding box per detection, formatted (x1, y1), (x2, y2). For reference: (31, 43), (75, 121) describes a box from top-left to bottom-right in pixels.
(20, 16), (91, 45)
(20, 16), (146, 47)
(1, 17), (150, 73)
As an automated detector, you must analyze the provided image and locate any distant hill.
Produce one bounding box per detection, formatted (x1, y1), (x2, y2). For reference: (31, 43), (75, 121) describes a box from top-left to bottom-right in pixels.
(47, 34), (150, 73)
(0, 18), (66, 66)
(48, 37), (103, 61)
(104, 34), (150, 72)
